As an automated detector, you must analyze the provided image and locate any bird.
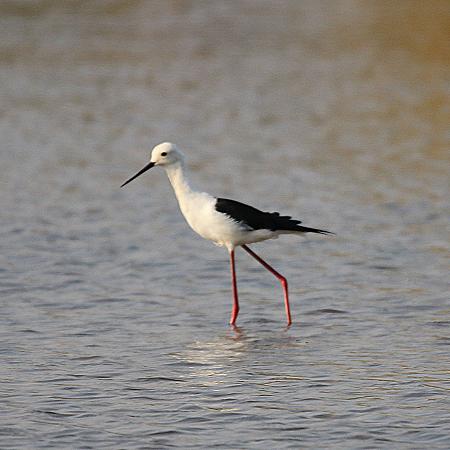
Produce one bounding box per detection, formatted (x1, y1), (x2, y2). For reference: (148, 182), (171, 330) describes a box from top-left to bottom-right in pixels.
(121, 142), (332, 326)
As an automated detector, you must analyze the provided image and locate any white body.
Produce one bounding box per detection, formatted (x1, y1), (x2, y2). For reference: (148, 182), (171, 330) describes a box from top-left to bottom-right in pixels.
(164, 160), (277, 250)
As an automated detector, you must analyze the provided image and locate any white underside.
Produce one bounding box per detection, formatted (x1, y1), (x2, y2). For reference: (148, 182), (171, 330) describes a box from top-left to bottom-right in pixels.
(164, 162), (302, 251)
(182, 193), (296, 250)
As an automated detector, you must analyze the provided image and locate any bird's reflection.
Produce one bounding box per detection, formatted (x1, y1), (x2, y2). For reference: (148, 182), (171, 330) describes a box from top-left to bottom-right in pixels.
(170, 323), (301, 389)
(170, 330), (248, 387)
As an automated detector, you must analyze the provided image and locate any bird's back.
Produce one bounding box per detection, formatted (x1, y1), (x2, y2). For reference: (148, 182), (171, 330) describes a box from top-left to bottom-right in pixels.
(215, 198), (332, 235)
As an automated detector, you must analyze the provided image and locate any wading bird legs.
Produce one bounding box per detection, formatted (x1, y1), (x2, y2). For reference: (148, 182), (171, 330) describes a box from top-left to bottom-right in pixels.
(241, 244), (292, 326)
(228, 245), (292, 326)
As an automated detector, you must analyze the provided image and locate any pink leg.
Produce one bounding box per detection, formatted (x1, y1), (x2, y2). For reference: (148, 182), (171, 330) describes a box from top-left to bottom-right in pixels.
(229, 249), (239, 326)
(241, 244), (292, 326)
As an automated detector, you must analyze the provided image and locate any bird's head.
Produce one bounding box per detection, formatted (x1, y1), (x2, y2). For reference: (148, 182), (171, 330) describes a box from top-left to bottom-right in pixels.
(151, 142), (185, 167)
(121, 142), (185, 188)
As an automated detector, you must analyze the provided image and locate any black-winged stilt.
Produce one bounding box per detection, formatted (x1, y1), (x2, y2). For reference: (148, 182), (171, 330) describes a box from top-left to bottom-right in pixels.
(121, 142), (332, 326)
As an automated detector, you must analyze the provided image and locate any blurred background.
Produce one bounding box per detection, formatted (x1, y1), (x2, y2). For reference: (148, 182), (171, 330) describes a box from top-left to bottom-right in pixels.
(1, 1), (449, 448)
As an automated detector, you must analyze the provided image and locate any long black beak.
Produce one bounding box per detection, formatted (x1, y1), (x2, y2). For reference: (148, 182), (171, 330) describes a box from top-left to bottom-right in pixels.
(120, 161), (155, 188)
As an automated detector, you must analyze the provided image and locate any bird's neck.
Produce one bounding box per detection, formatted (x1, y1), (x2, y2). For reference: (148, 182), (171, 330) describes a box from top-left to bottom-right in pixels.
(165, 162), (194, 203)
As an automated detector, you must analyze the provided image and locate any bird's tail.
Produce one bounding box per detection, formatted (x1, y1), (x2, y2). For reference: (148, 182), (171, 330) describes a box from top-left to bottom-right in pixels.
(270, 214), (334, 235)
(260, 210), (333, 235)
(293, 225), (334, 235)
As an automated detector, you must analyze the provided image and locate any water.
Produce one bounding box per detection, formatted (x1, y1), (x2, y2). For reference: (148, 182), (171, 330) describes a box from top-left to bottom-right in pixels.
(1, 1), (449, 448)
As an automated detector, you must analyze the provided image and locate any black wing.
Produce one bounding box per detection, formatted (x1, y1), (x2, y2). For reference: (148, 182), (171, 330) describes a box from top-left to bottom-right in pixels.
(215, 198), (332, 235)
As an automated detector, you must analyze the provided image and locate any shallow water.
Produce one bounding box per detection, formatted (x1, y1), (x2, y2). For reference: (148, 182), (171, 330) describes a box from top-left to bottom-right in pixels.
(1, 1), (449, 448)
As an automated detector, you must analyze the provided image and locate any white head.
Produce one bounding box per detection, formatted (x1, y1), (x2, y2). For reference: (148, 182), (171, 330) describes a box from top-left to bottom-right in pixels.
(121, 142), (185, 188)
(150, 142), (185, 167)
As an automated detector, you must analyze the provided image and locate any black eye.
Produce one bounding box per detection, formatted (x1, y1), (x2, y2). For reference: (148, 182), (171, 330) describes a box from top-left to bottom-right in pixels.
(161, 152), (167, 157)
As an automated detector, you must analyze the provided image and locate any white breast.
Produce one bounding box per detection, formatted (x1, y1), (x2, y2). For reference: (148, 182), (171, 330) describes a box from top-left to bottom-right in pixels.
(178, 193), (235, 243)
